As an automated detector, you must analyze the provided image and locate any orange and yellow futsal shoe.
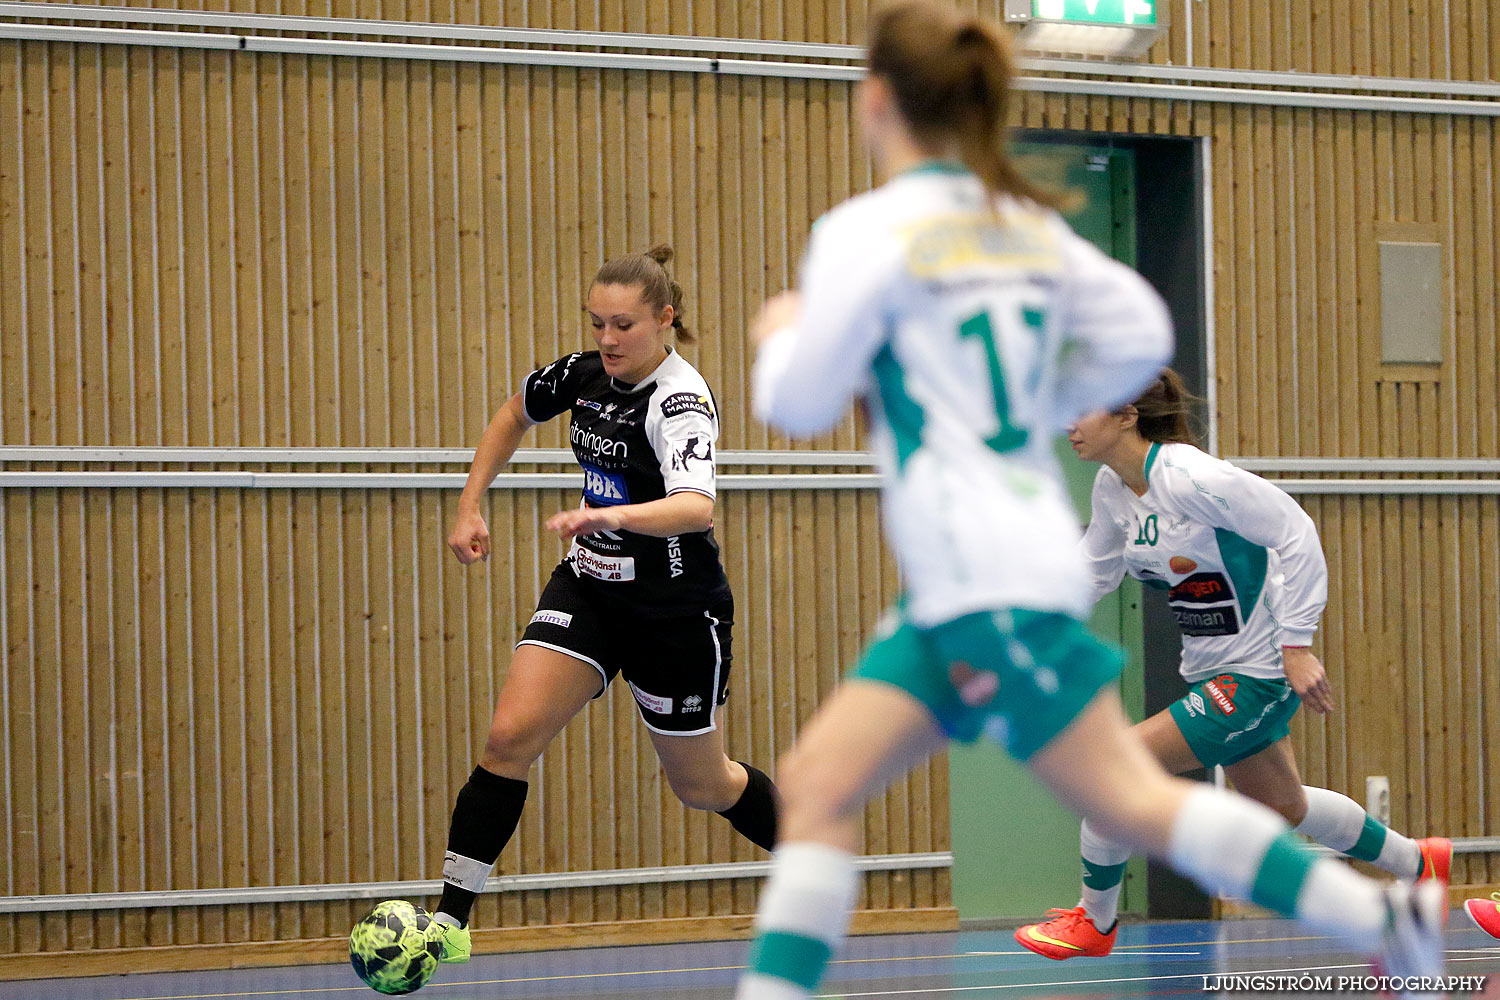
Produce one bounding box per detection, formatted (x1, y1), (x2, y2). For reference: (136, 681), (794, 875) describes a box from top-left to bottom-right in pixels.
(1416, 837), (1452, 886)
(1464, 893), (1500, 940)
(1015, 907), (1117, 960)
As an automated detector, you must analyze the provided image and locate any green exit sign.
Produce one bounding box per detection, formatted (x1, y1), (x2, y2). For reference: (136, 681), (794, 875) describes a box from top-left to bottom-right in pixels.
(1032, 0), (1156, 25)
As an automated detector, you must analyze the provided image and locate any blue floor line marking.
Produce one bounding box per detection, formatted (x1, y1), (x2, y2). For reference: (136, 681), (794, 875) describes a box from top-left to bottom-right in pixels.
(9, 913), (1499, 1000)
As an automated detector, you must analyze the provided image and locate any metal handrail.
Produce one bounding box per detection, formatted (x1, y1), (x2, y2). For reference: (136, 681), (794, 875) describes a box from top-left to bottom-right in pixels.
(4, 447), (1498, 474)
(0, 470), (887, 489)
(0, 2), (867, 60)
(0, 446), (878, 466)
(2, 450), (1498, 492)
(2, 18), (1498, 115)
(0, 851), (953, 913)
(1229, 457), (1500, 474)
(6, 4), (1500, 101)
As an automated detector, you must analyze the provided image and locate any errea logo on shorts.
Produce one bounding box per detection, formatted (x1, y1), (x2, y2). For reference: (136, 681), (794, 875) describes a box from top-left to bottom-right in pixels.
(529, 610), (572, 628)
(681, 694), (703, 713)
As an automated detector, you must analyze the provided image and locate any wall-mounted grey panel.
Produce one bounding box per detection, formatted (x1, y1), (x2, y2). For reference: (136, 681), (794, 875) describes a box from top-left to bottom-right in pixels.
(1379, 241), (1444, 365)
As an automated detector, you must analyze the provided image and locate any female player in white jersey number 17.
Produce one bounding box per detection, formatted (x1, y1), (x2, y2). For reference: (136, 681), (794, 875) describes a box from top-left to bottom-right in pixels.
(1015, 368), (1450, 961)
(734, 4), (1444, 999)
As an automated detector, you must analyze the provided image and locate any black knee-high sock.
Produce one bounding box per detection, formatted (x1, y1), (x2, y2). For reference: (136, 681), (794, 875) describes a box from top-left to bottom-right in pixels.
(717, 761), (779, 850)
(437, 765), (528, 927)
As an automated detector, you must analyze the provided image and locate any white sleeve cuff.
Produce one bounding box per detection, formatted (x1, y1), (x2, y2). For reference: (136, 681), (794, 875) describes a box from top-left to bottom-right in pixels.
(1279, 626), (1317, 647)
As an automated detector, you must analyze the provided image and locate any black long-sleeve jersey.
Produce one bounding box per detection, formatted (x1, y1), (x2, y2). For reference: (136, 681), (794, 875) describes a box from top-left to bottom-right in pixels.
(522, 349), (733, 617)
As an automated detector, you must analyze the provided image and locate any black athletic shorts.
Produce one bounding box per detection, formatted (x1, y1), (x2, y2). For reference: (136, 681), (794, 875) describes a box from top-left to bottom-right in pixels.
(517, 563), (734, 736)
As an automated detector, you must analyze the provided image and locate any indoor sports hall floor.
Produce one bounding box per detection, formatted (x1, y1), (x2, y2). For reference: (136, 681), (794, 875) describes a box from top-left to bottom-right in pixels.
(10, 913), (1500, 1000)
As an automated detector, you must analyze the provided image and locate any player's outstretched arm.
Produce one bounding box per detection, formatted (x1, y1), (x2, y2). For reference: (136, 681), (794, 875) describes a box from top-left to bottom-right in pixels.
(545, 491), (714, 540)
(448, 392), (535, 564)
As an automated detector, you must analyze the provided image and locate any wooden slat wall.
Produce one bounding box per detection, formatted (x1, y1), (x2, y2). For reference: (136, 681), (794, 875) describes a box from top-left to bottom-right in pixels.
(0, 42), (950, 961)
(0, 485), (932, 957)
(1, 0), (1498, 964)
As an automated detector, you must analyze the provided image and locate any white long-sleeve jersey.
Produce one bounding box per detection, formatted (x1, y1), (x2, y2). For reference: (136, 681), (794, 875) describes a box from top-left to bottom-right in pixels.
(754, 164), (1173, 628)
(1080, 442), (1329, 682)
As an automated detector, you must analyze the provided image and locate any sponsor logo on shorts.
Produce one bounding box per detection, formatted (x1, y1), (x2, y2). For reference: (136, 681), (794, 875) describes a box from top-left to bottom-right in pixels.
(529, 610), (573, 628)
(573, 547), (636, 582)
(661, 392), (713, 420)
(667, 535), (684, 578)
(1186, 692), (1206, 717)
(628, 682), (672, 715)
(1203, 677), (1237, 715)
(580, 462), (629, 506)
(1169, 556), (1198, 574)
(681, 694), (703, 713)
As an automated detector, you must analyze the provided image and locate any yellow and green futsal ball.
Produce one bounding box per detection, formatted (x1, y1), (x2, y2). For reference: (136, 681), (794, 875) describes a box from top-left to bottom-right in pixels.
(349, 899), (443, 995)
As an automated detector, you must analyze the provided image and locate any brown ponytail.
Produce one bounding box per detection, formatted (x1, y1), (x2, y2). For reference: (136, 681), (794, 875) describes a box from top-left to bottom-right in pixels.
(591, 243), (694, 343)
(868, 1), (1062, 211)
(1129, 368), (1202, 448)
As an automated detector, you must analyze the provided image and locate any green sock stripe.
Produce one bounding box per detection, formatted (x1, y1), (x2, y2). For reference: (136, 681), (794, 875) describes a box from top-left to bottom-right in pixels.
(747, 930), (833, 991)
(1250, 831), (1316, 917)
(1082, 858), (1127, 890)
(1347, 815), (1389, 862)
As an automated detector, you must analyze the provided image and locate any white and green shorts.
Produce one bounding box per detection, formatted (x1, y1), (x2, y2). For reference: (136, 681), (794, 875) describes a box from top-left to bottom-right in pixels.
(850, 605), (1124, 761)
(1167, 672), (1300, 768)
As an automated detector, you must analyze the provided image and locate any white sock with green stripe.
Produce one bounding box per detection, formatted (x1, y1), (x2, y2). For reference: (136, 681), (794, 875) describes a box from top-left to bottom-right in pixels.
(1295, 786), (1422, 879)
(1078, 819), (1130, 932)
(1168, 786), (1385, 952)
(737, 842), (858, 1000)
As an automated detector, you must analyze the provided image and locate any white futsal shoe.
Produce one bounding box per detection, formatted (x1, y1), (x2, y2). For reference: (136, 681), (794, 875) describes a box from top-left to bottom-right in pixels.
(1372, 879), (1446, 999)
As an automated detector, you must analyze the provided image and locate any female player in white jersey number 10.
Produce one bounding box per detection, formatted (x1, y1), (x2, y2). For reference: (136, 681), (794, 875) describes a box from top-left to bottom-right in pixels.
(1015, 368), (1451, 961)
(734, 4), (1445, 999)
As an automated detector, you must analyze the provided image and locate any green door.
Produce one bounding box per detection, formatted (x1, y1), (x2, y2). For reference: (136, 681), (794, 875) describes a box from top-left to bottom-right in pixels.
(947, 142), (1148, 922)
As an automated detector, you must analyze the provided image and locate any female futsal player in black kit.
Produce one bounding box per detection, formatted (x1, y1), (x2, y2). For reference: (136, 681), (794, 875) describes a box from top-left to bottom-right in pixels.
(429, 246), (778, 961)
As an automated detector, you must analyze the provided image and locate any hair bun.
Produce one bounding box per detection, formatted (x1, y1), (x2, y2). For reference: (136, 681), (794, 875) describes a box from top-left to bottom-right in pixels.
(954, 22), (989, 48)
(645, 244), (674, 266)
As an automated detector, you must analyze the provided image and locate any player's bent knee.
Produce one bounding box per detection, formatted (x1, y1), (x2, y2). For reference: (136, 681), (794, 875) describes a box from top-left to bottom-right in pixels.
(1268, 793), (1308, 827)
(479, 719), (548, 774)
(667, 776), (732, 812)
